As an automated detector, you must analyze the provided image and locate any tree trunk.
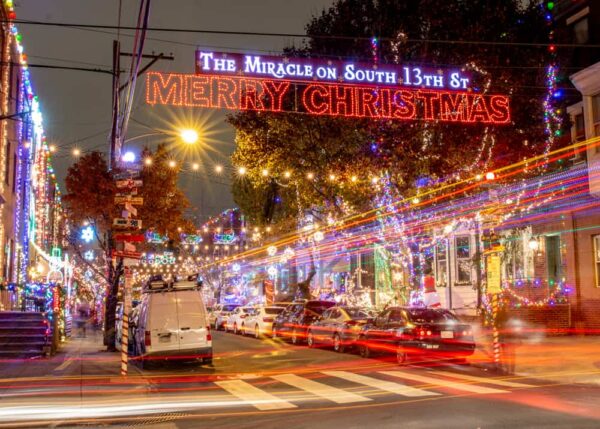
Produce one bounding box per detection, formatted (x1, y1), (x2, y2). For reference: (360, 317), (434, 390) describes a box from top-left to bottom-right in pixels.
(297, 248), (317, 299)
(103, 259), (122, 351)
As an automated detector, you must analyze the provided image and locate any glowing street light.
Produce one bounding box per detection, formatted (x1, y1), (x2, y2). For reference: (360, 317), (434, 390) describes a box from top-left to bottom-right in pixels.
(180, 129), (199, 144)
(72, 148), (81, 157)
(122, 151), (136, 163)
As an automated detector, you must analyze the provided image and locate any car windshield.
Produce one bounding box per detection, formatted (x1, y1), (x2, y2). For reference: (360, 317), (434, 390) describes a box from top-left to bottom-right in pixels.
(344, 308), (371, 319)
(306, 301), (336, 314)
(222, 305), (239, 312)
(407, 309), (458, 323)
(265, 307), (284, 314)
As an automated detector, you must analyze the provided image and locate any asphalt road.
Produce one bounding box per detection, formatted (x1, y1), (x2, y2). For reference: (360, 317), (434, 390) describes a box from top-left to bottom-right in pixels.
(1, 330), (599, 428)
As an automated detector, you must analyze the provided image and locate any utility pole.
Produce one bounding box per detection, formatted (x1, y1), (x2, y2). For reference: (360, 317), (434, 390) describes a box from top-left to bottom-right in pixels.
(104, 39), (174, 350)
(109, 41), (174, 168)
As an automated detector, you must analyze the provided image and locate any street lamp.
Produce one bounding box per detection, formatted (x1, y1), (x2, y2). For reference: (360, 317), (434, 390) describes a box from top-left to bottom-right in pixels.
(180, 129), (199, 145)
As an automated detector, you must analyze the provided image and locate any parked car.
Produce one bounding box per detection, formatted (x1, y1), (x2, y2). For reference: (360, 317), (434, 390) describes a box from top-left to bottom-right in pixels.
(357, 307), (475, 364)
(225, 306), (256, 334)
(214, 304), (241, 330)
(208, 304), (223, 328)
(243, 305), (285, 338)
(307, 306), (372, 352)
(271, 300), (336, 345)
(132, 276), (212, 365)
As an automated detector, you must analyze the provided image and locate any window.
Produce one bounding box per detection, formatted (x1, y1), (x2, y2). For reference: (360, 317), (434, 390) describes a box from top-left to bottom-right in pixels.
(12, 154), (17, 193)
(593, 94), (600, 139)
(573, 113), (585, 142)
(455, 236), (471, 283)
(4, 141), (10, 185)
(436, 240), (448, 287)
(594, 236), (600, 288)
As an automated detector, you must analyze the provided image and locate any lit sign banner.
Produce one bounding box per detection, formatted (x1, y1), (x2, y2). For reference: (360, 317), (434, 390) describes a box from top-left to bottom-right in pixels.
(146, 72), (510, 124)
(196, 51), (474, 89)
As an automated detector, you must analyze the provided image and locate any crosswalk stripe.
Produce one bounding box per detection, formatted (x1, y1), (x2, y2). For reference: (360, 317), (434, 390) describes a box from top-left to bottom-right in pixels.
(431, 370), (532, 388)
(380, 371), (508, 394)
(322, 371), (440, 397)
(215, 380), (296, 411)
(272, 373), (372, 404)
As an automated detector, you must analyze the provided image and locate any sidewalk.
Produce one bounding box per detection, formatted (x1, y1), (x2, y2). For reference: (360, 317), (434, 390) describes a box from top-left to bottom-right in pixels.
(470, 322), (600, 386)
(0, 328), (145, 382)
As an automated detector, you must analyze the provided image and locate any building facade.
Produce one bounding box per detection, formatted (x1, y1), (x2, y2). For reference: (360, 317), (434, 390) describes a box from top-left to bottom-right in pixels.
(0, 1), (64, 310)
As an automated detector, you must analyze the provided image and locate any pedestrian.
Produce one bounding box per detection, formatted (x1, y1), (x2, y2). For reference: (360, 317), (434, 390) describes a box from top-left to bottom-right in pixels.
(76, 300), (90, 338)
(497, 297), (520, 374)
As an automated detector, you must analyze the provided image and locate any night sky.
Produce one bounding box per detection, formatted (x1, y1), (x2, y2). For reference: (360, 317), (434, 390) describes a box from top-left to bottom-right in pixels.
(15, 0), (335, 223)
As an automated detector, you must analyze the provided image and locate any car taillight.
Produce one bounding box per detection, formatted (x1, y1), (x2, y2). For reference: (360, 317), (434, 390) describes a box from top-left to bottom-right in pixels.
(263, 317), (273, 322)
(144, 330), (151, 346)
(461, 330), (473, 336)
(418, 329), (432, 339)
(206, 326), (212, 341)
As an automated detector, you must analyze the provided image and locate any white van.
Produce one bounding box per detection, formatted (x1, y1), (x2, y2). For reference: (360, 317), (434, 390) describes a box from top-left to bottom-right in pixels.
(133, 276), (212, 365)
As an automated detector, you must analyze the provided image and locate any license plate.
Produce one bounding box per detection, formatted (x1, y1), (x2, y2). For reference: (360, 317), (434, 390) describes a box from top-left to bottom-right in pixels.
(441, 330), (454, 339)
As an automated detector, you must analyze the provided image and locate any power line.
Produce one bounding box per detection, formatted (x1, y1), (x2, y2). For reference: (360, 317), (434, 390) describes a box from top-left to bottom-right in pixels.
(8, 18), (600, 49)
(0, 61), (114, 75)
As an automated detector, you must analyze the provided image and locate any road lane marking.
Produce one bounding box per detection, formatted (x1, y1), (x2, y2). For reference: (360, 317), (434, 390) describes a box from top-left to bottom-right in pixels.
(271, 373), (371, 404)
(215, 380), (296, 411)
(431, 370), (533, 388)
(322, 371), (440, 397)
(54, 358), (74, 372)
(380, 371), (507, 394)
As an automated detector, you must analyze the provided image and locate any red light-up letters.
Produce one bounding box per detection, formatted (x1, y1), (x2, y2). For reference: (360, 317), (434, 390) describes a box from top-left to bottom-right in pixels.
(146, 72), (510, 125)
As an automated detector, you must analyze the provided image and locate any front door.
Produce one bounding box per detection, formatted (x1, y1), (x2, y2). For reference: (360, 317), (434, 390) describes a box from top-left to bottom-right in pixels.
(545, 235), (561, 285)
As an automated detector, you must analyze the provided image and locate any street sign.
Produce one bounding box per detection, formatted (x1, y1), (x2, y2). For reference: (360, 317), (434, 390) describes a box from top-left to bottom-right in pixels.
(116, 188), (138, 197)
(116, 179), (143, 189)
(114, 233), (145, 242)
(114, 171), (141, 180)
(113, 218), (142, 229)
(113, 249), (143, 259)
(114, 196), (144, 205)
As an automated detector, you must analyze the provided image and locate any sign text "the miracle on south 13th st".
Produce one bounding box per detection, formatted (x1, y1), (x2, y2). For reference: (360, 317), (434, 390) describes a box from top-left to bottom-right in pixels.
(145, 50), (510, 124)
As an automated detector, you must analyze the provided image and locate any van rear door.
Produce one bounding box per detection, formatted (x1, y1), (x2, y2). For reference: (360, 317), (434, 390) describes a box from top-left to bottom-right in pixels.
(149, 292), (180, 353)
(176, 290), (210, 353)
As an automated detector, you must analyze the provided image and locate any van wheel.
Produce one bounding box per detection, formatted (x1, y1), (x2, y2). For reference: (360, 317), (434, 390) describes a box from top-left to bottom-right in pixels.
(255, 325), (261, 339)
(203, 357), (213, 365)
